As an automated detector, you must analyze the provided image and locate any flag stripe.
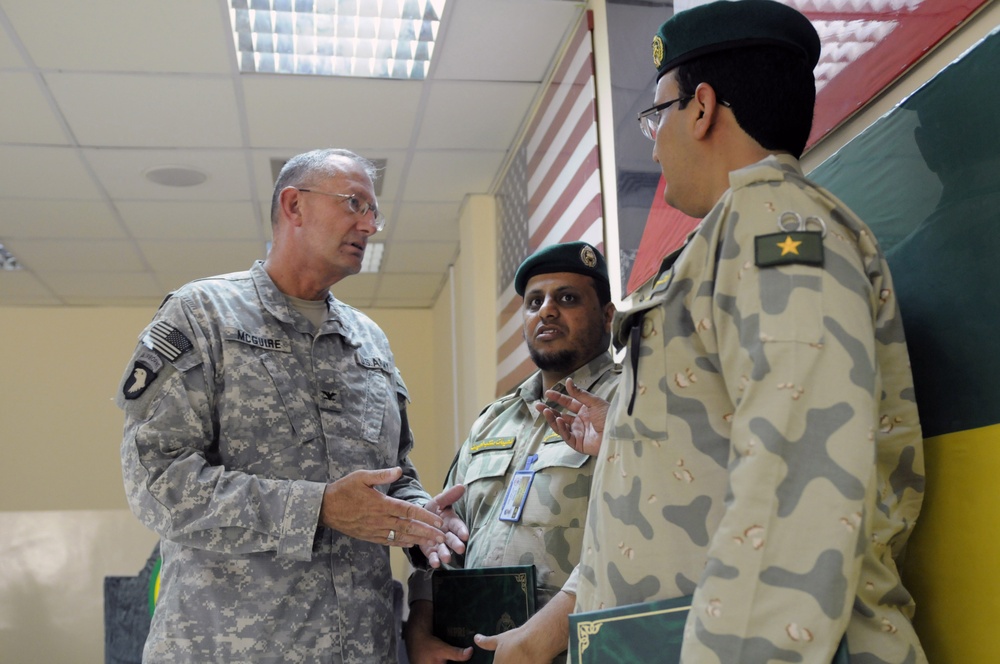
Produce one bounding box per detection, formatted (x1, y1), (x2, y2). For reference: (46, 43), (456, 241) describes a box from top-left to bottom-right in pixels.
(530, 149), (601, 246)
(494, 15), (602, 396)
(524, 17), (592, 156)
(527, 53), (596, 183)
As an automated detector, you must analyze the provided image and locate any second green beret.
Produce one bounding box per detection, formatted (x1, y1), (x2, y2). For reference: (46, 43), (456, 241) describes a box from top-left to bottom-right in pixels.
(514, 241), (609, 297)
(652, 0), (821, 80)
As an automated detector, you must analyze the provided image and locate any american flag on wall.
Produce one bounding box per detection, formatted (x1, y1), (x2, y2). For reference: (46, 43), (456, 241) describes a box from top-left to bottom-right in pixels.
(494, 13), (604, 396)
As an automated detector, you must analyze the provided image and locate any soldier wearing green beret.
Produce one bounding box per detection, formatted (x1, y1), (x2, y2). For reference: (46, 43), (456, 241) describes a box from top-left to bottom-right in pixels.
(404, 242), (619, 664)
(541, 1), (927, 662)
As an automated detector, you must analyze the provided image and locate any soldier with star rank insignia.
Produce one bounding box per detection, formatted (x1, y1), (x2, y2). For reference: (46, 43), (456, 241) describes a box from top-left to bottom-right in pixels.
(116, 148), (463, 663)
(535, 2), (928, 663)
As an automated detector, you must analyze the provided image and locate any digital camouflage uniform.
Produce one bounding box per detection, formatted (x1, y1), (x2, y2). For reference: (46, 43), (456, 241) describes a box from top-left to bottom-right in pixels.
(410, 353), (618, 632)
(117, 260), (431, 663)
(572, 155), (926, 663)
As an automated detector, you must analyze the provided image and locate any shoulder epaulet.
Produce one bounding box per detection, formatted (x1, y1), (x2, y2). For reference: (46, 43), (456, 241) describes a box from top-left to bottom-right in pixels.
(481, 392), (518, 416)
(155, 291), (177, 311)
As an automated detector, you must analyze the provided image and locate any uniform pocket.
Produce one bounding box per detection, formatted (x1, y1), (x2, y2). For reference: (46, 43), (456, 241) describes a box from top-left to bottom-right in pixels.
(753, 263), (823, 344)
(520, 445), (592, 528)
(358, 358), (393, 444)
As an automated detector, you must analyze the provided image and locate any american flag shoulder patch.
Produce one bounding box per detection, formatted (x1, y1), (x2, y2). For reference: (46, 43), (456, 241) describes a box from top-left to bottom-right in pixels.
(142, 321), (193, 362)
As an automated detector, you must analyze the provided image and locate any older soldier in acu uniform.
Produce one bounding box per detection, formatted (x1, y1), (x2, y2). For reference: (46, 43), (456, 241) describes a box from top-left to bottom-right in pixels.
(116, 149), (459, 663)
(404, 242), (619, 664)
(545, 3), (927, 663)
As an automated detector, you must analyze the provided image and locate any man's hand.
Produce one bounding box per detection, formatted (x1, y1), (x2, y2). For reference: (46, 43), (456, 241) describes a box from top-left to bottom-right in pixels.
(320, 467), (446, 548)
(419, 484), (469, 568)
(473, 590), (575, 663)
(536, 377), (610, 456)
(403, 599), (473, 664)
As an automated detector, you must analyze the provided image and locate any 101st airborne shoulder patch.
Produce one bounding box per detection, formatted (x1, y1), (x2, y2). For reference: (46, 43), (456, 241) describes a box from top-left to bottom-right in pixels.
(754, 231), (824, 268)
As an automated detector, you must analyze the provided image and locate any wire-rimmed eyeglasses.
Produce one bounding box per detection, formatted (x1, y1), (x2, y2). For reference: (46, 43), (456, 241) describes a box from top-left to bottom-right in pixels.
(637, 96), (731, 141)
(637, 96), (692, 141)
(296, 188), (385, 232)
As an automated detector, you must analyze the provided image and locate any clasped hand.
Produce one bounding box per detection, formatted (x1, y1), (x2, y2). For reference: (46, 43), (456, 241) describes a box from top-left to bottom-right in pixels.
(320, 467), (466, 552)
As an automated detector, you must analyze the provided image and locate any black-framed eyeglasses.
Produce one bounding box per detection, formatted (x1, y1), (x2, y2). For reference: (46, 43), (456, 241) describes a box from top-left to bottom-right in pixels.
(637, 96), (731, 141)
(296, 188), (385, 232)
(637, 96), (692, 141)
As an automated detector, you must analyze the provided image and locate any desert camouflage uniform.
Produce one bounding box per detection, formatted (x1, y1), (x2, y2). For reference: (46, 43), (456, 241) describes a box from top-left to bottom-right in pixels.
(117, 260), (430, 663)
(573, 155), (927, 663)
(410, 352), (618, 618)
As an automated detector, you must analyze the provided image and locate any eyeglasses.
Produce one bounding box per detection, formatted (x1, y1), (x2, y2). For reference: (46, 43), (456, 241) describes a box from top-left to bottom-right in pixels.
(637, 96), (731, 141)
(295, 188), (385, 232)
(637, 96), (692, 141)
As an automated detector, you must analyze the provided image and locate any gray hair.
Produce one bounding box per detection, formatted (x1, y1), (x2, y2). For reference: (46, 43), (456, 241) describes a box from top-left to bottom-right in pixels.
(269, 149), (380, 227)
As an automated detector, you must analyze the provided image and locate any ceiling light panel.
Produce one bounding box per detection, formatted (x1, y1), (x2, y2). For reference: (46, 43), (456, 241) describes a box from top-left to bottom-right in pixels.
(230, 0), (447, 80)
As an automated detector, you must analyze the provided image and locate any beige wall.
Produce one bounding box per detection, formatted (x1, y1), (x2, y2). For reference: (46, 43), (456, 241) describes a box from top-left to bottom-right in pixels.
(0, 192), (498, 662)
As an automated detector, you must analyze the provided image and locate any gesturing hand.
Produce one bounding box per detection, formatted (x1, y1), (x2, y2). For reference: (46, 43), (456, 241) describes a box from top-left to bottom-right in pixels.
(419, 484), (469, 568)
(536, 377), (610, 456)
(320, 467), (446, 548)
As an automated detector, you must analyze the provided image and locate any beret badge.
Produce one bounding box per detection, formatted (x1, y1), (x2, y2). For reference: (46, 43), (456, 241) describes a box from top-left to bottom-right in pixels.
(652, 35), (664, 69)
(580, 245), (598, 268)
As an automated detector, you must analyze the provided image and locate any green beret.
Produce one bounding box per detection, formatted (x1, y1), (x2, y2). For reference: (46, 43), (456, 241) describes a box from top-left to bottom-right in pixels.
(514, 241), (609, 297)
(652, 0), (820, 80)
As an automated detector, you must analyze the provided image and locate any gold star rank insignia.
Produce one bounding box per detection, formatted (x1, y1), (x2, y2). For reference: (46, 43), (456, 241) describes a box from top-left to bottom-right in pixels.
(777, 235), (802, 255)
(755, 231), (824, 267)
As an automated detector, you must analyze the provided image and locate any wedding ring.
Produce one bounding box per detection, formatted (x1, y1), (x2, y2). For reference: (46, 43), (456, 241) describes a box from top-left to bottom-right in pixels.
(387, 529), (397, 543)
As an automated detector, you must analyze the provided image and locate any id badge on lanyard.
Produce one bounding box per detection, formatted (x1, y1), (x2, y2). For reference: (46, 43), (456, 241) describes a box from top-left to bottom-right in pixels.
(498, 454), (538, 522)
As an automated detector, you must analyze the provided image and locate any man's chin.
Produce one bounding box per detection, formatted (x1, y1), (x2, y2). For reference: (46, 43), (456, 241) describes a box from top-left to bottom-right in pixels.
(528, 348), (578, 374)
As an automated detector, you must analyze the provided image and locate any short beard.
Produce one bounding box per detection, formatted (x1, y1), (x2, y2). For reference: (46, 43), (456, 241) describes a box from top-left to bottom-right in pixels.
(527, 346), (580, 376)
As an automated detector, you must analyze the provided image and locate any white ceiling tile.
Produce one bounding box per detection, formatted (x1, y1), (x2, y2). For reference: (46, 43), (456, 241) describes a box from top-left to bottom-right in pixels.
(382, 241), (457, 274)
(404, 151), (506, 201)
(1, 0), (232, 73)
(83, 149), (253, 201)
(43, 271), (162, 301)
(139, 239), (265, 276)
(0, 269), (60, 305)
(386, 201), (461, 242)
(0, 146), (103, 199)
(0, 19), (24, 68)
(0, 72), (67, 144)
(242, 76), (424, 150)
(0, 199), (124, 239)
(47, 73), (243, 148)
(117, 201), (261, 241)
(434, 0), (584, 81)
(418, 81), (539, 150)
(8, 238), (146, 272)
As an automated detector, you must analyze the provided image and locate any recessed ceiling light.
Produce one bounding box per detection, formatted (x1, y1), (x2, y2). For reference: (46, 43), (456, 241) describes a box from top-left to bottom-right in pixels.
(143, 166), (209, 187)
(229, 0), (448, 80)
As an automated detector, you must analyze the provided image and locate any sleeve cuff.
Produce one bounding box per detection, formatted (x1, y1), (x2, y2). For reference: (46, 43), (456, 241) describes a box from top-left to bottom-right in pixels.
(561, 565), (580, 596)
(277, 480), (327, 561)
(407, 567), (435, 604)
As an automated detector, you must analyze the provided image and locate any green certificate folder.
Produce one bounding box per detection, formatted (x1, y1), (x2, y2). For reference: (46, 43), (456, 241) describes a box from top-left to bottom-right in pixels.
(432, 565), (536, 664)
(569, 594), (690, 664)
(569, 595), (849, 664)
